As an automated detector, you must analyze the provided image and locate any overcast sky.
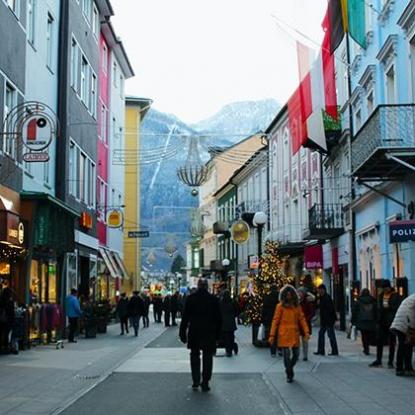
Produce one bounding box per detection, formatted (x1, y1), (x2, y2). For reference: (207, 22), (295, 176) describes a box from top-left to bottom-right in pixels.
(111, 0), (327, 124)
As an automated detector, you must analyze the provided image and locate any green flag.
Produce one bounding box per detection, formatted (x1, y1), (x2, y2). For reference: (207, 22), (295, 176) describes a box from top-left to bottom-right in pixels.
(348, 0), (366, 49)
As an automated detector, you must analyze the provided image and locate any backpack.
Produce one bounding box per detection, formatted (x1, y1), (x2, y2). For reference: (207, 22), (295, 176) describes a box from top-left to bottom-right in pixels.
(359, 302), (374, 321)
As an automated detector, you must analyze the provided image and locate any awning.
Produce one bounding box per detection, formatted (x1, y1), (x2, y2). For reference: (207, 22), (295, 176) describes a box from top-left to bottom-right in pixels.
(112, 251), (129, 279)
(99, 247), (118, 279)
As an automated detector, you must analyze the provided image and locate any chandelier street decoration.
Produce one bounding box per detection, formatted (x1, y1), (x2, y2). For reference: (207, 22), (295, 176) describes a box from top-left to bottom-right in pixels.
(164, 234), (178, 257)
(177, 136), (210, 196)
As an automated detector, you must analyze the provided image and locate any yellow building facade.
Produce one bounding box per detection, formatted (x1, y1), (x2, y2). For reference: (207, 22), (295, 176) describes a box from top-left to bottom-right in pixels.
(123, 97), (152, 291)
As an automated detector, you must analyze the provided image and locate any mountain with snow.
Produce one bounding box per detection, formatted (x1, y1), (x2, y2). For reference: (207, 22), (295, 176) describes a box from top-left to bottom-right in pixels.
(139, 99), (280, 273)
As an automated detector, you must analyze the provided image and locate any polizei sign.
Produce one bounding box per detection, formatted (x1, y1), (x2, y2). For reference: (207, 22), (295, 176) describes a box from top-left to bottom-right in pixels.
(389, 220), (415, 243)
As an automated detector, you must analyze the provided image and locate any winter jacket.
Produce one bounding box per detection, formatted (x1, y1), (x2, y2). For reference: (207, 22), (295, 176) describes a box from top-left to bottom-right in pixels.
(391, 294), (415, 334)
(65, 294), (82, 318)
(219, 297), (237, 332)
(179, 289), (222, 352)
(116, 298), (129, 318)
(269, 303), (309, 348)
(318, 293), (337, 326)
(170, 295), (179, 313)
(0, 296), (15, 325)
(162, 296), (171, 312)
(262, 290), (279, 326)
(300, 299), (315, 323)
(377, 291), (402, 329)
(128, 295), (144, 317)
(351, 294), (377, 332)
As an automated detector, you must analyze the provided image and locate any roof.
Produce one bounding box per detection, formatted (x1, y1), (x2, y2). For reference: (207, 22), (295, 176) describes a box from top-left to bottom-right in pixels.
(101, 20), (134, 79)
(96, 0), (114, 18)
(265, 103), (288, 134)
(125, 96), (153, 118)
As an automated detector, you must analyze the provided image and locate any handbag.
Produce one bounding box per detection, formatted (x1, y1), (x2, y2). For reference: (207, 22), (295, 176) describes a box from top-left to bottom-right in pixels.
(257, 324), (265, 342)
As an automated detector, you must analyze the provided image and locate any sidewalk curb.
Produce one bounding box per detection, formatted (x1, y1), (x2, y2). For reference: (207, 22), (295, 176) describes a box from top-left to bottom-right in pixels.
(50, 326), (168, 415)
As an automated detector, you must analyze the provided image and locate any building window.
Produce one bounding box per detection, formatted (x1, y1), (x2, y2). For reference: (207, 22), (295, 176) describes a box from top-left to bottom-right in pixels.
(113, 62), (118, 87)
(410, 37), (415, 102)
(81, 56), (88, 103)
(43, 153), (50, 184)
(355, 108), (362, 131)
(46, 13), (54, 69)
(3, 83), (17, 158)
(366, 90), (374, 116)
(70, 37), (78, 91)
(69, 141), (75, 195)
(100, 105), (107, 142)
(92, 4), (99, 38)
(82, 0), (92, 22)
(120, 74), (124, 98)
(27, 0), (36, 44)
(7, 0), (19, 17)
(91, 73), (97, 117)
(386, 65), (395, 104)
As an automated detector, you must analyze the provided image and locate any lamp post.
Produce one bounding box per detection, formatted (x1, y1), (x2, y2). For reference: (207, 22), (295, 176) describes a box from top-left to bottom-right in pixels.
(252, 211), (267, 345)
(221, 258), (230, 290)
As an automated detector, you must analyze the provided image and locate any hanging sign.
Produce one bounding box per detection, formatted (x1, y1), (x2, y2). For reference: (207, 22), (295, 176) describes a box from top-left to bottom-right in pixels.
(128, 230), (150, 238)
(389, 220), (415, 243)
(231, 220), (250, 245)
(21, 115), (53, 151)
(107, 210), (123, 228)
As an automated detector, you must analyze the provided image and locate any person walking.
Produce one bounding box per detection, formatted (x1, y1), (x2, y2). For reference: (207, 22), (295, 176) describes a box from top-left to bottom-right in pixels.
(298, 287), (315, 361)
(180, 279), (222, 392)
(268, 285), (310, 383)
(262, 285), (279, 357)
(65, 288), (82, 343)
(0, 288), (15, 353)
(369, 279), (402, 368)
(116, 293), (129, 335)
(163, 295), (172, 327)
(314, 284), (339, 356)
(170, 292), (179, 326)
(128, 291), (144, 337)
(390, 293), (415, 376)
(219, 290), (238, 357)
(141, 293), (150, 328)
(153, 294), (163, 323)
(351, 288), (377, 355)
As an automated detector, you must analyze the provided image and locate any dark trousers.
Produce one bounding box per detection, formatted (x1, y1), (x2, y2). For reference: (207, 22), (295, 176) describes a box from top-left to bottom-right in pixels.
(317, 324), (338, 355)
(164, 311), (171, 327)
(395, 330), (413, 372)
(0, 323), (11, 350)
(68, 317), (78, 342)
(156, 311), (162, 323)
(120, 316), (129, 334)
(264, 325), (277, 355)
(376, 327), (396, 364)
(131, 315), (140, 336)
(282, 347), (299, 375)
(142, 314), (149, 328)
(222, 331), (235, 356)
(190, 348), (213, 385)
(361, 330), (373, 353)
(171, 311), (177, 326)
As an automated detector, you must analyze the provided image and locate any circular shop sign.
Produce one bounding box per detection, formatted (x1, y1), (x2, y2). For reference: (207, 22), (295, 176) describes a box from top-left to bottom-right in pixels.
(21, 114), (53, 151)
(231, 220), (250, 245)
(107, 209), (124, 228)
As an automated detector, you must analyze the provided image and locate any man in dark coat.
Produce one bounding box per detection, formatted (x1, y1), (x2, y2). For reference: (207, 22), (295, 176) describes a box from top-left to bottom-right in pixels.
(219, 290), (238, 357)
(180, 279), (222, 392)
(152, 295), (163, 323)
(0, 288), (15, 353)
(128, 291), (144, 337)
(369, 279), (402, 368)
(170, 292), (180, 326)
(163, 295), (171, 327)
(262, 285), (279, 356)
(116, 293), (129, 335)
(314, 284), (339, 356)
(141, 293), (150, 328)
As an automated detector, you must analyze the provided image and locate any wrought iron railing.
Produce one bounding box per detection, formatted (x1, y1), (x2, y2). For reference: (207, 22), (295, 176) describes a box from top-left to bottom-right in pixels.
(352, 105), (415, 172)
(309, 203), (344, 230)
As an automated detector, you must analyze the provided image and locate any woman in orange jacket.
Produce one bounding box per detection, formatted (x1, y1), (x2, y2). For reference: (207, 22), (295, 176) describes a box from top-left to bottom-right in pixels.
(268, 285), (310, 383)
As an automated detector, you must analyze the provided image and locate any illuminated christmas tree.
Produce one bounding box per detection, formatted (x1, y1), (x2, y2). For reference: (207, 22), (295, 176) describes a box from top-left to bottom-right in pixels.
(247, 240), (293, 325)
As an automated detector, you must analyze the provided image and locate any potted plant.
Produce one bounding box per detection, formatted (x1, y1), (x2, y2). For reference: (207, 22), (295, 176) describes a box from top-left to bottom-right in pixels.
(95, 300), (111, 334)
(82, 302), (97, 338)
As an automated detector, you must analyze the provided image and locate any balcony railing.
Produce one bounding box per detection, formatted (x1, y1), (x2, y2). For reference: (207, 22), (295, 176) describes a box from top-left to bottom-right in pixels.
(304, 203), (344, 240)
(351, 105), (415, 177)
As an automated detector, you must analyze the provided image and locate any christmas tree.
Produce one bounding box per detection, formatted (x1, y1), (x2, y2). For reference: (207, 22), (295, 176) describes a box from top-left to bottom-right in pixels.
(247, 240), (293, 325)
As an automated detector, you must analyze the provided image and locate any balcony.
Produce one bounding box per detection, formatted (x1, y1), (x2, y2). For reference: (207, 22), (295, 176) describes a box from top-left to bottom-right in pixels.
(352, 105), (415, 180)
(304, 204), (344, 240)
(213, 221), (230, 236)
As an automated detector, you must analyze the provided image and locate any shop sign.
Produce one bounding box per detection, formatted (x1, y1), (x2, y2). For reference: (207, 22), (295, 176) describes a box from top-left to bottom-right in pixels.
(23, 152), (50, 163)
(248, 255), (259, 269)
(107, 209), (123, 228)
(231, 220), (250, 245)
(128, 230), (150, 238)
(304, 244), (323, 269)
(389, 220), (415, 243)
(80, 212), (93, 229)
(0, 211), (25, 246)
(21, 115), (53, 152)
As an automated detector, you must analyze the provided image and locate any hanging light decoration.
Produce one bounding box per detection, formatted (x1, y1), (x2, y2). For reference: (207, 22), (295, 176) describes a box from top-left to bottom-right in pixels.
(146, 249), (157, 265)
(164, 234), (178, 257)
(189, 208), (205, 239)
(177, 136), (210, 196)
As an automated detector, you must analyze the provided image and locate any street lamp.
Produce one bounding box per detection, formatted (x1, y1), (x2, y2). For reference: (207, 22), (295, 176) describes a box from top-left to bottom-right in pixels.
(252, 211), (267, 345)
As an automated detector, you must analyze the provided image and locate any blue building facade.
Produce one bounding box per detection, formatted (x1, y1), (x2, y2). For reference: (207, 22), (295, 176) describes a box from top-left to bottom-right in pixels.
(349, 0), (415, 295)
